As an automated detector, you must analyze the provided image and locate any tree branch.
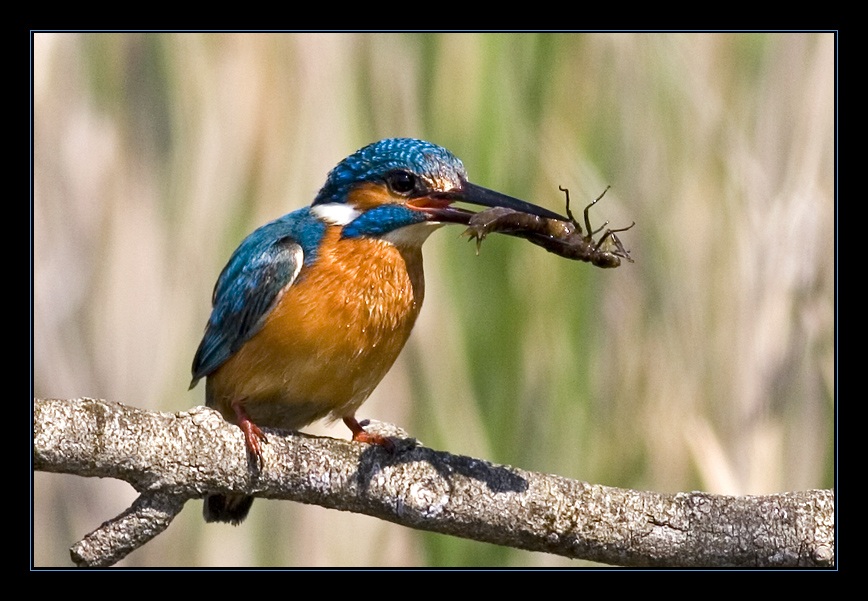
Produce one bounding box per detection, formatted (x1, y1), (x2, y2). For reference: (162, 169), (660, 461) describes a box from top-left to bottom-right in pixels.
(33, 398), (835, 568)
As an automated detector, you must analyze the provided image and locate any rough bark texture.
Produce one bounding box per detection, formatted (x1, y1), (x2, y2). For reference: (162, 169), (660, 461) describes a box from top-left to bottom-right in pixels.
(33, 397), (835, 568)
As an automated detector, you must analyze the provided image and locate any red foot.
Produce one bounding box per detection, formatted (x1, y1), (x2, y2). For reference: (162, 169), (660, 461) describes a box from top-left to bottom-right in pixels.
(343, 416), (395, 453)
(232, 401), (268, 465)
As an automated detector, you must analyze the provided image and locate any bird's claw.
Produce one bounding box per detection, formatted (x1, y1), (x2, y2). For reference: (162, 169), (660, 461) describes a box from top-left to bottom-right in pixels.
(232, 400), (268, 467)
(343, 416), (396, 453)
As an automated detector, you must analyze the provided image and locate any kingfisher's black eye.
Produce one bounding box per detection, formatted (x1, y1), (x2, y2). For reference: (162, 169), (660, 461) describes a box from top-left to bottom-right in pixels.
(385, 170), (418, 196)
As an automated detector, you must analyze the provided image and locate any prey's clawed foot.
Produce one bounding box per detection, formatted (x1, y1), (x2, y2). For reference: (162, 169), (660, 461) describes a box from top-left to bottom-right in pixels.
(461, 186), (634, 268)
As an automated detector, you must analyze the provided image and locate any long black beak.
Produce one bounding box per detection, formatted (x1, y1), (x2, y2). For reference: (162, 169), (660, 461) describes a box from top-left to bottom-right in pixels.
(457, 182), (566, 220)
(416, 180), (566, 224)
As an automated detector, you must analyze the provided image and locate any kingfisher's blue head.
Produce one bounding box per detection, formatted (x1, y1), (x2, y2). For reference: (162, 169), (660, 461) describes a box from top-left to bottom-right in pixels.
(310, 138), (564, 241)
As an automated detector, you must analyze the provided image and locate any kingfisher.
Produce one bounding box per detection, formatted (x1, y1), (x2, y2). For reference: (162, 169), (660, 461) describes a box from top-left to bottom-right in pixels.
(191, 138), (564, 524)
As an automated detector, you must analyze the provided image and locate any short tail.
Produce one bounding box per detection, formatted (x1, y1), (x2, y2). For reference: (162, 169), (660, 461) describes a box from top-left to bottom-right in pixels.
(203, 494), (255, 525)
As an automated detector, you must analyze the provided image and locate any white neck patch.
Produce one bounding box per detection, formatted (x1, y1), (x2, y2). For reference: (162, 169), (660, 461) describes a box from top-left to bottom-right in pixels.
(311, 203), (361, 225)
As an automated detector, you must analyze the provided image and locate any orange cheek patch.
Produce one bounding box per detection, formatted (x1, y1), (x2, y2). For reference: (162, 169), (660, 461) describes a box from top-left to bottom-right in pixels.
(346, 182), (399, 210)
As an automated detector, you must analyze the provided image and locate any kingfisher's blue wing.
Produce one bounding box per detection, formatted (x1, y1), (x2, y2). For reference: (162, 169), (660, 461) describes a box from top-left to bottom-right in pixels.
(190, 213), (317, 386)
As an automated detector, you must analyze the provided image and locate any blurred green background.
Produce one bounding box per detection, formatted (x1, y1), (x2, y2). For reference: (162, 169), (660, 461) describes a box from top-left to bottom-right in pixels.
(32, 32), (835, 567)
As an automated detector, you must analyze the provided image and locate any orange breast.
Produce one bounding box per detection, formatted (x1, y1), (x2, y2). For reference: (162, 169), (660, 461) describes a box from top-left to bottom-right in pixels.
(206, 226), (425, 431)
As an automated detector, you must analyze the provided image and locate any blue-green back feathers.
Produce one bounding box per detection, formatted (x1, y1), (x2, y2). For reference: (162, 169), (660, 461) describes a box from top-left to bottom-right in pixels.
(190, 209), (326, 385)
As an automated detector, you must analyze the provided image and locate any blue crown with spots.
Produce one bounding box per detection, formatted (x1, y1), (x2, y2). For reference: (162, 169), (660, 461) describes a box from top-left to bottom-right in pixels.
(313, 138), (467, 205)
